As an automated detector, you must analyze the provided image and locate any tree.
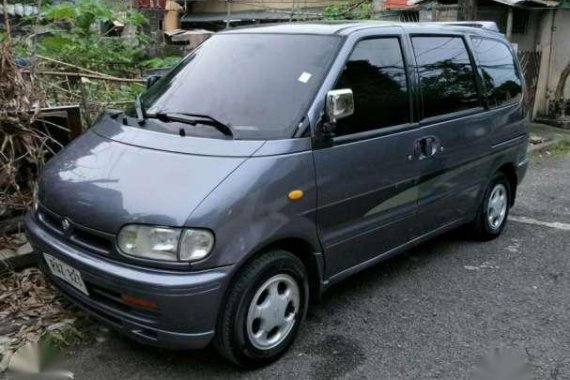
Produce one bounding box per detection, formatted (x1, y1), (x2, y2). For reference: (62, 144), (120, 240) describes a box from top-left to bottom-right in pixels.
(39, 0), (149, 77)
(323, 1), (374, 20)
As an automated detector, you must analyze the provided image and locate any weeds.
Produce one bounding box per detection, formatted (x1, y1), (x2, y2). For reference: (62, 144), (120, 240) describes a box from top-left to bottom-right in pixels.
(0, 39), (56, 219)
(530, 138), (570, 161)
(547, 139), (570, 156)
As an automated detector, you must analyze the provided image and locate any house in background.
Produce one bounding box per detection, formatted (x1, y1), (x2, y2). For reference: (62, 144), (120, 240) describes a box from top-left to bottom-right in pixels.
(387, 0), (570, 124)
(132, 1), (340, 53)
(179, 0), (340, 30)
(133, 0), (170, 32)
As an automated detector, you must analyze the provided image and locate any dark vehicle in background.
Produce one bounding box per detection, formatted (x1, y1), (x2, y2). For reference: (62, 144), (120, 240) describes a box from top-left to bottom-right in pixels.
(26, 21), (529, 367)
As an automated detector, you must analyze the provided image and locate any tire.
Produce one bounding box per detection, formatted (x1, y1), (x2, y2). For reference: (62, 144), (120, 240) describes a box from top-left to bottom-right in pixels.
(471, 172), (512, 241)
(214, 250), (309, 368)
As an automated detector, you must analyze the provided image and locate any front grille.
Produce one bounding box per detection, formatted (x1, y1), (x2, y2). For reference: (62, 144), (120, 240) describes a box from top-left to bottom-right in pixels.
(37, 206), (114, 255)
(38, 208), (64, 235)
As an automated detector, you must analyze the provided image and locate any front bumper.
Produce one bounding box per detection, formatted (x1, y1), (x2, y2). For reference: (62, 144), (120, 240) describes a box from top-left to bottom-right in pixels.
(25, 212), (231, 349)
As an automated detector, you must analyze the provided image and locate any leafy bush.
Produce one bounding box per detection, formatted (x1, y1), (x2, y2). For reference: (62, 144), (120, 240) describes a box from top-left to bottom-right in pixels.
(323, 1), (373, 20)
(143, 56), (182, 69)
(38, 0), (150, 77)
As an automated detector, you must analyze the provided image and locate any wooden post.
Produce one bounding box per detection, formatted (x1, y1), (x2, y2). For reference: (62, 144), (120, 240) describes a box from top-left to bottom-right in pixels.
(77, 77), (92, 127)
(506, 7), (514, 41)
(225, 0), (231, 29)
(532, 9), (554, 118)
(289, 0), (296, 22)
(2, 0), (11, 43)
(458, 0), (477, 20)
(164, 0), (182, 32)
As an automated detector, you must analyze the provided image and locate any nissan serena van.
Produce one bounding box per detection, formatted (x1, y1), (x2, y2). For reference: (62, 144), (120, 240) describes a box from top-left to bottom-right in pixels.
(26, 21), (529, 367)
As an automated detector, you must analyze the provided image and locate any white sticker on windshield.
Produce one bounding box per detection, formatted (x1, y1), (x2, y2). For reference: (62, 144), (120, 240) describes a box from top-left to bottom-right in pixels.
(298, 72), (312, 83)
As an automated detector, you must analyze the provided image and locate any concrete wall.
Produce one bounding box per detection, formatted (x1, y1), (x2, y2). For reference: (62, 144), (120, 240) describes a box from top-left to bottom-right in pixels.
(418, 3), (459, 22)
(191, 0), (339, 13)
(546, 11), (570, 102)
(534, 9), (570, 117)
(476, 5), (542, 51)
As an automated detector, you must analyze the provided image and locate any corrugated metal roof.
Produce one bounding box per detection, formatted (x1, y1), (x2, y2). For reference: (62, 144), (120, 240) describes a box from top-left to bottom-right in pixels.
(410, 0), (559, 6)
(490, 0), (559, 7)
(0, 3), (39, 17)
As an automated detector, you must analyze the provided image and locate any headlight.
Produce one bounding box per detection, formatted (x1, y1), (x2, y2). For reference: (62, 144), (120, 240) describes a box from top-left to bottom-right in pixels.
(117, 225), (214, 262)
(179, 229), (215, 261)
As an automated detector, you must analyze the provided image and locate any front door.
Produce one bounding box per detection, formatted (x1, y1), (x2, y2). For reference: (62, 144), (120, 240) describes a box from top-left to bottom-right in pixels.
(313, 37), (420, 279)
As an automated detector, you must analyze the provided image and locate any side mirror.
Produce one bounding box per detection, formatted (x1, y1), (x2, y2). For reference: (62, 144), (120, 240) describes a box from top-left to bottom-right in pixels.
(146, 75), (161, 89)
(326, 89), (354, 123)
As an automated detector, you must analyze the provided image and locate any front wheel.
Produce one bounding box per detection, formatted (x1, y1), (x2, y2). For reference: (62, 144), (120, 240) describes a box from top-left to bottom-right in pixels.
(214, 250), (308, 368)
(471, 172), (511, 241)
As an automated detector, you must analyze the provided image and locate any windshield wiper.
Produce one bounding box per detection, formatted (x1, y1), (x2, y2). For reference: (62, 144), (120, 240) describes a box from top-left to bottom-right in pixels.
(134, 95), (147, 125)
(149, 112), (236, 138)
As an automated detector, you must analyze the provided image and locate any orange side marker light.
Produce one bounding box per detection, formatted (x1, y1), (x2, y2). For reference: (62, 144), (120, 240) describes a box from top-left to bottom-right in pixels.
(288, 190), (304, 201)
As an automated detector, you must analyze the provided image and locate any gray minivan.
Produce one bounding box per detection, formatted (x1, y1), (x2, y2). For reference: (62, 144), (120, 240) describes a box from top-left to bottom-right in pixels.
(26, 21), (529, 367)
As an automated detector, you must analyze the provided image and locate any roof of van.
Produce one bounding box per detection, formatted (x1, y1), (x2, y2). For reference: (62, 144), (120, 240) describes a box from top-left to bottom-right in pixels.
(221, 21), (503, 37)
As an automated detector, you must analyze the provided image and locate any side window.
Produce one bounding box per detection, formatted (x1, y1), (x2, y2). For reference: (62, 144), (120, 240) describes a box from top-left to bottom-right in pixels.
(471, 37), (523, 108)
(334, 38), (410, 137)
(412, 36), (480, 118)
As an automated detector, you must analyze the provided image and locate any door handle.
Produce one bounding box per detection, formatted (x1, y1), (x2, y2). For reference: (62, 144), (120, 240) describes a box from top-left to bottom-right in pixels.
(414, 137), (439, 159)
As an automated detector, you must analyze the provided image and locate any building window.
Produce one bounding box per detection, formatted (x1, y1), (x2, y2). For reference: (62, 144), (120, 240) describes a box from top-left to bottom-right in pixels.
(512, 9), (529, 35)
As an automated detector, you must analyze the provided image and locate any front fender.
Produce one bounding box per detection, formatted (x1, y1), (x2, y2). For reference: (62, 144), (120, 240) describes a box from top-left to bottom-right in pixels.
(187, 147), (321, 271)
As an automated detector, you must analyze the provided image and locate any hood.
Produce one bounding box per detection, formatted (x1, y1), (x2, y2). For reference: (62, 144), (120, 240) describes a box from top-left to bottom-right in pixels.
(39, 115), (265, 234)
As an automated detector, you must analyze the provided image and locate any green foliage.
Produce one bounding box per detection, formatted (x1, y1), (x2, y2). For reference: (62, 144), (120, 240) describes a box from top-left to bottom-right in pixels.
(42, 0), (143, 35)
(24, 0), (158, 125)
(83, 81), (144, 104)
(323, 1), (373, 20)
(142, 56), (182, 69)
(548, 139), (570, 156)
(38, 34), (147, 76)
(43, 3), (78, 25)
(38, 0), (150, 77)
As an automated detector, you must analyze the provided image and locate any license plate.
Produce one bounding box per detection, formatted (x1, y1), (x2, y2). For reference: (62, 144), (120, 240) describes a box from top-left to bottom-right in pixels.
(44, 253), (89, 296)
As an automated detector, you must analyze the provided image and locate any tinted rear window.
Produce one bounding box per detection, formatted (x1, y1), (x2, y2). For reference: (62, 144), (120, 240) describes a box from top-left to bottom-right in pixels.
(412, 36), (480, 118)
(471, 37), (522, 108)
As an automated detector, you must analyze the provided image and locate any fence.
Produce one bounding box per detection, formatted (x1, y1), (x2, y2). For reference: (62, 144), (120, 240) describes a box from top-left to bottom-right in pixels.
(518, 50), (542, 110)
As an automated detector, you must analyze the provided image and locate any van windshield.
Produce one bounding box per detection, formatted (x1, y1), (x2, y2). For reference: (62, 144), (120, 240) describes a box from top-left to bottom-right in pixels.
(140, 33), (341, 140)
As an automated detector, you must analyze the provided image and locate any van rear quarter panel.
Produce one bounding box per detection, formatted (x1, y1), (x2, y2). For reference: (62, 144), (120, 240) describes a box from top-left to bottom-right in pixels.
(480, 36), (529, 179)
(187, 143), (321, 272)
(488, 102), (529, 183)
(490, 103), (529, 148)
